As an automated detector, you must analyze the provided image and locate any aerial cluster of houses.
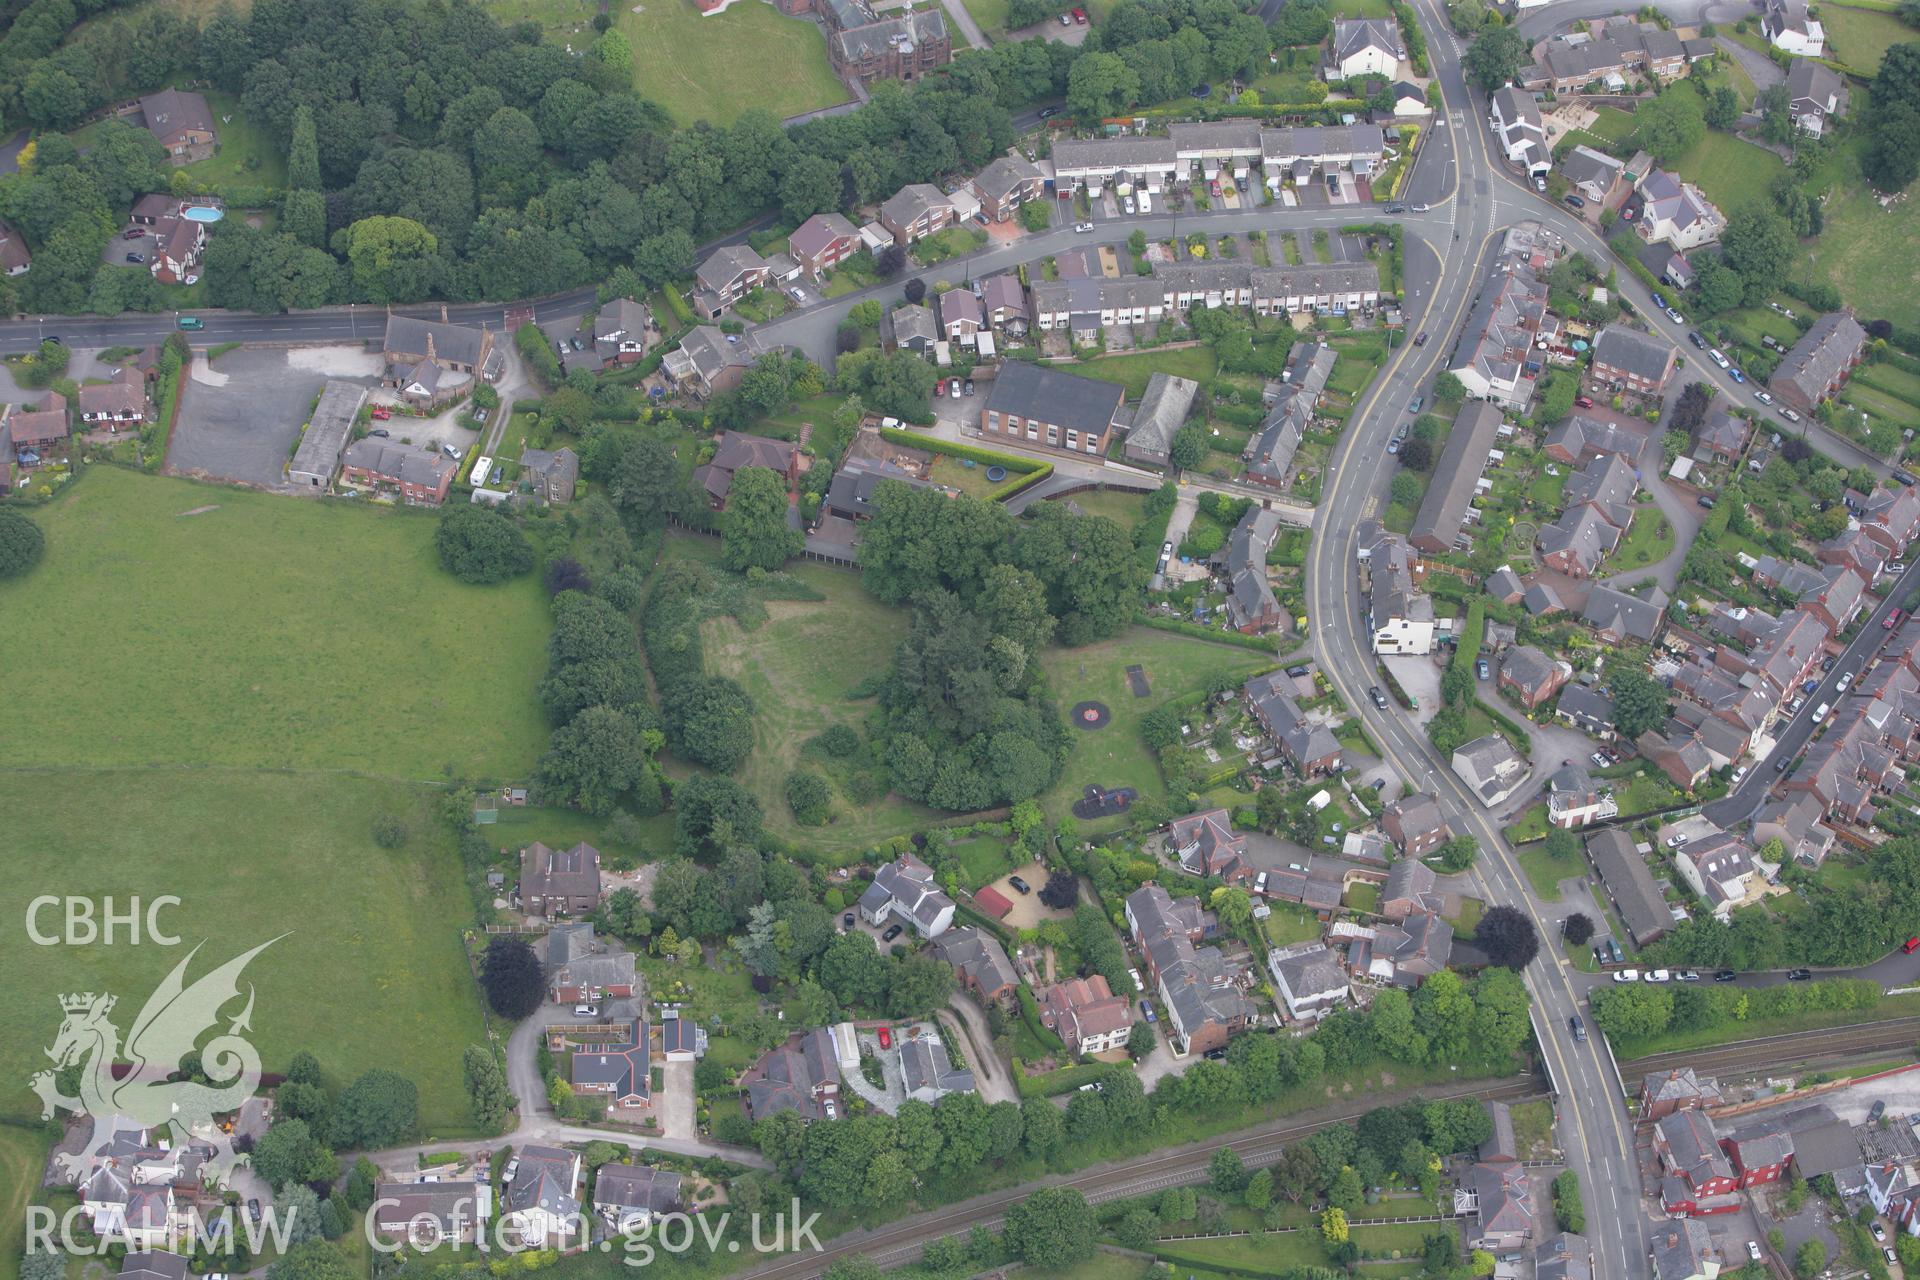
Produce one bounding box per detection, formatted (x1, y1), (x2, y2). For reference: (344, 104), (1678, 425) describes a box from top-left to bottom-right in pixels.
(1518, 15), (1716, 96)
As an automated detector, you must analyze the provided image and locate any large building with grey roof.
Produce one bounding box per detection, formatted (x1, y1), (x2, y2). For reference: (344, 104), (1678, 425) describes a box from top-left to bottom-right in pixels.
(980, 361), (1127, 457)
(288, 379), (368, 492)
(1410, 401), (1503, 554)
(1770, 309), (1868, 414)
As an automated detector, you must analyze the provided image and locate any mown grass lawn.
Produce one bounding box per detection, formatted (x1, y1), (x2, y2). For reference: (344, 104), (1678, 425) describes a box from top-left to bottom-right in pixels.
(614, 0), (851, 126)
(1823, 2), (1915, 74)
(0, 468), (550, 780)
(179, 91), (287, 191)
(1671, 129), (1785, 216)
(696, 552), (945, 849)
(1077, 347), (1220, 399)
(0, 770), (490, 1133)
(1613, 505), (1675, 570)
(1038, 628), (1270, 826)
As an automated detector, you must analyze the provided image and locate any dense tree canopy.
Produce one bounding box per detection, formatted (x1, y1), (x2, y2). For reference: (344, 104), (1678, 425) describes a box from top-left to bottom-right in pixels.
(0, 510), (45, 579)
(435, 505), (534, 584)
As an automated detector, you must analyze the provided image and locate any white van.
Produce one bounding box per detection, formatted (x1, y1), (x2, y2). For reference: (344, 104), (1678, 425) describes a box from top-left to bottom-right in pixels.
(1812, 701), (1831, 723)
(1138, 191), (1153, 214)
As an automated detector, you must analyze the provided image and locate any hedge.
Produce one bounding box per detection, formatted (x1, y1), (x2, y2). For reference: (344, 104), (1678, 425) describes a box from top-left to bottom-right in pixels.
(1016, 986), (1067, 1054)
(1011, 1058), (1109, 1097)
(876, 427), (1054, 502)
(1136, 613), (1286, 651)
(986, 462), (1055, 503)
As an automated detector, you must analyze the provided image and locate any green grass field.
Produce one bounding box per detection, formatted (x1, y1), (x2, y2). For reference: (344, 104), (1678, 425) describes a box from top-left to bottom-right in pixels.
(0, 770), (490, 1133)
(1038, 628), (1269, 826)
(1612, 506), (1675, 570)
(1077, 347), (1220, 399)
(0, 1123), (50, 1280)
(697, 554), (945, 847)
(0, 468), (550, 780)
(1671, 129), (1785, 216)
(1823, 3), (1915, 74)
(495, 0), (852, 126)
(180, 91), (286, 191)
(1801, 136), (1920, 331)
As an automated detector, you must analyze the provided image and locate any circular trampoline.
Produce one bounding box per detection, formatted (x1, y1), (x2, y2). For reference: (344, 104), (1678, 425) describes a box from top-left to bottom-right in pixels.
(1070, 701), (1112, 729)
(985, 465), (1008, 482)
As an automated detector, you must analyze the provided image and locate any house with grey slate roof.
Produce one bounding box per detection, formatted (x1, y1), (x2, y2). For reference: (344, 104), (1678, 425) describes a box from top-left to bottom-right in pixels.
(1451, 734), (1529, 808)
(859, 855), (955, 937)
(593, 1165), (681, 1231)
(1770, 309), (1867, 414)
(1592, 324), (1677, 396)
(1124, 371), (1199, 466)
(503, 1145), (582, 1249)
(1269, 943), (1349, 1021)
(928, 926), (1018, 1002)
(1223, 506), (1284, 634)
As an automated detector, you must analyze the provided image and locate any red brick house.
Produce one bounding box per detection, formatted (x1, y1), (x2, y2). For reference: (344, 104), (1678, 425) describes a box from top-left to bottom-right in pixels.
(338, 438), (456, 506)
(1381, 793), (1449, 857)
(968, 155), (1046, 222)
(1498, 645), (1569, 709)
(691, 431), (801, 510)
(788, 213), (861, 280)
(8, 393), (69, 464)
(1655, 1109), (1738, 1203)
(569, 1019), (653, 1111)
(1639, 1067), (1724, 1121)
(1722, 1124), (1792, 1188)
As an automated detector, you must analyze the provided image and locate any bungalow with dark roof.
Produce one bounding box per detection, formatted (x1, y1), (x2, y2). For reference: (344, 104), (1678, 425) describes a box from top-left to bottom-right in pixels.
(593, 298), (652, 366)
(593, 1165), (681, 1231)
(1556, 685), (1617, 739)
(883, 303), (938, 355)
(372, 1181), (492, 1244)
(743, 1028), (841, 1121)
(570, 1019), (652, 1109)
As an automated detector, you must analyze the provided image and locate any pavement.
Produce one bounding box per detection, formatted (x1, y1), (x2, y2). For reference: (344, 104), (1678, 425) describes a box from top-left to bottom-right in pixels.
(1301, 2), (1653, 1272)
(940, 0), (990, 48)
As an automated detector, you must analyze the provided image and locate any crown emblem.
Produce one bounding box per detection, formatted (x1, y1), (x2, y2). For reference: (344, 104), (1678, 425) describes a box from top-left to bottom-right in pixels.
(60, 992), (114, 1015)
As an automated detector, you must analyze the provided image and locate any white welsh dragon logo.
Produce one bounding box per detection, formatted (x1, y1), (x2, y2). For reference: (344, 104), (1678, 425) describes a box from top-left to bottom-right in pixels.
(32, 938), (282, 1182)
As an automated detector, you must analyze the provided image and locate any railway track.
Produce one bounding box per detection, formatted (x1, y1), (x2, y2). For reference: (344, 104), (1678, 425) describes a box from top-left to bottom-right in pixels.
(1626, 1016), (1920, 1079)
(734, 1072), (1546, 1280)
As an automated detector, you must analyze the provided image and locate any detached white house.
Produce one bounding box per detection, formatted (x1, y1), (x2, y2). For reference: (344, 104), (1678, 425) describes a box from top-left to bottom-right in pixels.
(1763, 0), (1824, 56)
(1489, 87), (1550, 177)
(1328, 19), (1404, 80)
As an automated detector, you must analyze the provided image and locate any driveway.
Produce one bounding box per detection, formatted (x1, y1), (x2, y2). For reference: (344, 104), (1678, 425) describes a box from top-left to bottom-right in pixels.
(658, 1060), (696, 1140)
(941, 995), (1016, 1105)
(169, 346), (383, 488)
(1716, 34), (1786, 91)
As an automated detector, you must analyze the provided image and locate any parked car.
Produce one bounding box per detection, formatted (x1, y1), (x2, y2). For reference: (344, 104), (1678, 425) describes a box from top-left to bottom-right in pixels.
(1387, 437), (1401, 455)
(1747, 1241), (1762, 1262)
(1652, 292), (1668, 310)
(368, 428), (390, 438)
(1140, 1000), (1156, 1022)
(442, 444), (462, 460)
(1039, 105), (1062, 118)
(490, 466), (503, 486)
(1575, 395), (1594, 409)
(878, 1026), (893, 1049)
(1787, 968), (1814, 981)
(1678, 971), (1701, 982)
(248, 1201), (261, 1223)
(504, 1158), (519, 1181)
(788, 286), (806, 303)
(1896, 469), (1918, 486)
(1871, 1101), (1888, 1125)
(1386, 204), (1407, 214)
(881, 924), (904, 942)
(1162, 540), (1174, 557)
(963, 379), (975, 396)
(1129, 967), (1144, 991)
(1781, 407), (1802, 423)
(1072, 7), (1087, 20)
(1666, 833), (1689, 847)
(1591, 751), (1609, 766)
(1709, 348), (1731, 369)
(1715, 969), (1738, 981)
(1009, 875), (1032, 895)
(1903, 936), (1920, 954)
(1687, 330), (1706, 349)
(949, 379), (961, 399)
(1645, 969), (1671, 983)
(123, 227), (145, 239)
(1123, 196), (1135, 214)
(1564, 194), (1585, 209)
(1613, 969), (1641, 983)
(1407, 396), (1423, 414)
(572, 1003), (598, 1017)
(1074, 221), (1094, 233)
(1666, 307), (1684, 323)
(1476, 658), (1489, 680)
(1059, 11), (1071, 21)
(1729, 367), (1745, 384)
(370, 405), (392, 420)
(1754, 388), (1774, 405)
(1697, 495), (1716, 509)
(1534, 176), (1546, 192)
(842, 911), (855, 930)
(125, 252), (145, 264)
(177, 317), (202, 330)
(1887, 609), (1907, 630)
(1838, 670), (1854, 692)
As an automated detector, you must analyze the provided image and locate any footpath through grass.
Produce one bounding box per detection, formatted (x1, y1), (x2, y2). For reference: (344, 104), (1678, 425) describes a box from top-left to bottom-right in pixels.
(0, 468), (550, 780)
(0, 770), (491, 1133)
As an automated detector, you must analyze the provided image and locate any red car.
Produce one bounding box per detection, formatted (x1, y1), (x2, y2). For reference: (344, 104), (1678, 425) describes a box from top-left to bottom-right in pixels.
(1904, 936), (1920, 954)
(123, 227), (145, 239)
(877, 1026), (893, 1049)
(936, 379), (946, 397)
(1886, 608), (1906, 630)
(1072, 6), (1086, 19)
(370, 405), (392, 420)
(1575, 395), (1595, 409)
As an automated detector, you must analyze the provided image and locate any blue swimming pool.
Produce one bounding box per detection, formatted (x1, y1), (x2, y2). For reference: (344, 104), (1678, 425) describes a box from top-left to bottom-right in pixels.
(182, 206), (223, 223)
